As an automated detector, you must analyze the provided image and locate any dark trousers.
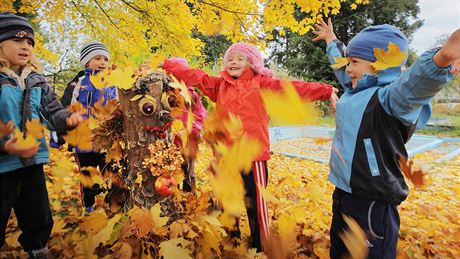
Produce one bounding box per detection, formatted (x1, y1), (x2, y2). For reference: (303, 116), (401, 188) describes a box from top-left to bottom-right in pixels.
(182, 158), (195, 192)
(74, 152), (107, 208)
(330, 188), (400, 259)
(241, 161), (270, 252)
(0, 164), (53, 251)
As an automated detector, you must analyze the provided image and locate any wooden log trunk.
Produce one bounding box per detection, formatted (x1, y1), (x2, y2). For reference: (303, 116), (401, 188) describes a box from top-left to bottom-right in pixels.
(118, 71), (177, 210)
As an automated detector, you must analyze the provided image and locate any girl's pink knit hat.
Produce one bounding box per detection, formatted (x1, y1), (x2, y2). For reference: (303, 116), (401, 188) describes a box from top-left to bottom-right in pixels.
(223, 42), (273, 77)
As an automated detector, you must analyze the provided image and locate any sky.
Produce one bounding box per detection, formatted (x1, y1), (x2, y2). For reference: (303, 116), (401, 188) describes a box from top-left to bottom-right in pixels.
(410, 0), (460, 54)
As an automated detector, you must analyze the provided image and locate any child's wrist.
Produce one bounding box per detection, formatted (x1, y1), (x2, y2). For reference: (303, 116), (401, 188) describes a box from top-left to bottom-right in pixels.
(326, 36), (337, 44)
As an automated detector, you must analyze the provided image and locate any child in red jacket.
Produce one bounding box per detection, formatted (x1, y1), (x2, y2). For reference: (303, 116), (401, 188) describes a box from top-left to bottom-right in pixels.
(162, 42), (337, 251)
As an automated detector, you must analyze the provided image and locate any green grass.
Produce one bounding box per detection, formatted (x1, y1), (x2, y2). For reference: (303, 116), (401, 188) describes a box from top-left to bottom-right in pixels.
(416, 114), (460, 137)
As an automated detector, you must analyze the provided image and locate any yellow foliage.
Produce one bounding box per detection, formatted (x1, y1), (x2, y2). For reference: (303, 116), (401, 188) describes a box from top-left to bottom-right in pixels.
(159, 238), (193, 259)
(13, 128), (38, 149)
(372, 42), (407, 71)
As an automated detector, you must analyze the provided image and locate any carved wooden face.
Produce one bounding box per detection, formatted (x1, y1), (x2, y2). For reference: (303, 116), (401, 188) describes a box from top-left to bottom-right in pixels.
(118, 71), (177, 208)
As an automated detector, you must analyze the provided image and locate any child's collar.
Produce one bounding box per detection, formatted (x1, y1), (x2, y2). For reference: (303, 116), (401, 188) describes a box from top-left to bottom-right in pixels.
(220, 67), (255, 82)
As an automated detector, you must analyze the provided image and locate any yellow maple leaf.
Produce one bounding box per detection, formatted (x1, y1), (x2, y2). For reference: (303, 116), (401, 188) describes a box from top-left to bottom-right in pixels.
(257, 184), (280, 204)
(13, 129), (38, 149)
(340, 214), (368, 259)
(106, 65), (136, 90)
(260, 82), (319, 126)
(0, 120), (14, 137)
(89, 69), (108, 89)
(49, 157), (75, 190)
(26, 118), (45, 138)
(158, 238), (193, 259)
(372, 42), (407, 71)
(63, 120), (93, 151)
(80, 211), (109, 235)
(148, 53), (167, 69)
(330, 57), (349, 69)
(129, 206), (154, 238)
(150, 203), (169, 228)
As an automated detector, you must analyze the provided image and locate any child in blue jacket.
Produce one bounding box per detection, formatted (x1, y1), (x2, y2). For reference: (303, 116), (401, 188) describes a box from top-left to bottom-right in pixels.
(313, 18), (459, 258)
(60, 41), (117, 214)
(0, 12), (83, 258)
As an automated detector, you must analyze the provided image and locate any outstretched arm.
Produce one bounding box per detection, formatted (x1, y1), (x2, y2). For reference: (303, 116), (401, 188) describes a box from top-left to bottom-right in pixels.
(313, 18), (352, 90)
(162, 59), (221, 102)
(378, 29), (460, 128)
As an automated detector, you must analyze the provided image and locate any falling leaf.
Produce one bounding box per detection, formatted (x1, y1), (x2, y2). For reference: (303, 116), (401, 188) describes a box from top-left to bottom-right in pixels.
(158, 238), (193, 259)
(330, 57), (349, 69)
(261, 82), (319, 126)
(0, 120), (14, 137)
(340, 214), (368, 259)
(169, 76), (192, 105)
(399, 155), (425, 187)
(257, 184), (280, 204)
(106, 65), (136, 90)
(26, 118), (45, 138)
(63, 120), (93, 151)
(372, 42), (407, 71)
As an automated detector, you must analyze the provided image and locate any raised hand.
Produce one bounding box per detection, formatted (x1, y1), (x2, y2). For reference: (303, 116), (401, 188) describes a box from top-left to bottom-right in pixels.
(66, 111), (85, 127)
(312, 17), (337, 44)
(433, 28), (460, 74)
(329, 87), (339, 111)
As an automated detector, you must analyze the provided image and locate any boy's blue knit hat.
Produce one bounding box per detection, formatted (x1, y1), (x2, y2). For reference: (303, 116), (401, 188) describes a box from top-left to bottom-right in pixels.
(346, 24), (408, 64)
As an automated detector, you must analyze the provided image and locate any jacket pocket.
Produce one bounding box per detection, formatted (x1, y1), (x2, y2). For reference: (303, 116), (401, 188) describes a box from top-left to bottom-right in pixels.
(363, 138), (380, 176)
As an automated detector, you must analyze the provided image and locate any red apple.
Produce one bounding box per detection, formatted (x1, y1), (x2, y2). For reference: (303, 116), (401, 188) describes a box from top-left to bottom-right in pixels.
(155, 176), (176, 196)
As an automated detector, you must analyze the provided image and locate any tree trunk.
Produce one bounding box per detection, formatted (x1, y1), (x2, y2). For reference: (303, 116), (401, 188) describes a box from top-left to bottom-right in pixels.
(118, 71), (178, 211)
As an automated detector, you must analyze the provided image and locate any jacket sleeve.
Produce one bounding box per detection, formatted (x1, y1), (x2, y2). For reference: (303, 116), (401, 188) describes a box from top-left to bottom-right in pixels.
(35, 75), (73, 133)
(163, 59), (221, 102)
(0, 136), (8, 155)
(378, 49), (453, 128)
(61, 70), (84, 106)
(259, 76), (333, 101)
(326, 40), (352, 90)
(190, 89), (207, 134)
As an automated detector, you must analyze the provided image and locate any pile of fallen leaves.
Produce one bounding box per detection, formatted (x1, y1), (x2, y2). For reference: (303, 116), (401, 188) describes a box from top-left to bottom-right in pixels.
(1, 140), (459, 258)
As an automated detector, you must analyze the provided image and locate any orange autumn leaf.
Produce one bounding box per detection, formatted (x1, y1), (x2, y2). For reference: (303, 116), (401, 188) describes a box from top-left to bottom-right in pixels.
(0, 120), (14, 137)
(313, 137), (330, 145)
(63, 120), (93, 151)
(330, 57), (349, 69)
(26, 118), (45, 139)
(340, 214), (368, 259)
(158, 238), (193, 259)
(372, 42), (407, 71)
(128, 207), (154, 238)
(399, 155), (425, 187)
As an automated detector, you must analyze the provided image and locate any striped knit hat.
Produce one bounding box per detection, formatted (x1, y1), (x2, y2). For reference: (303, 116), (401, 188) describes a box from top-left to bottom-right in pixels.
(80, 40), (110, 66)
(0, 12), (35, 46)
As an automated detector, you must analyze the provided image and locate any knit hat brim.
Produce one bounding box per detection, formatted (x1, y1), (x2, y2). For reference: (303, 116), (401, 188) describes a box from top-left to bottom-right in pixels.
(80, 41), (110, 66)
(0, 12), (35, 46)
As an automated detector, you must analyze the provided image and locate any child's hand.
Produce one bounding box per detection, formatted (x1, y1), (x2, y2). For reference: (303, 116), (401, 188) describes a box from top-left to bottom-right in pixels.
(433, 28), (460, 74)
(329, 87), (339, 111)
(66, 112), (85, 127)
(4, 137), (39, 158)
(158, 61), (164, 68)
(312, 17), (337, 44)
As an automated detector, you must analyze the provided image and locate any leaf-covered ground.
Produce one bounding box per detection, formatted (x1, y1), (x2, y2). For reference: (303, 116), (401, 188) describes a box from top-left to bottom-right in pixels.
(1, 140), (459, 258)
